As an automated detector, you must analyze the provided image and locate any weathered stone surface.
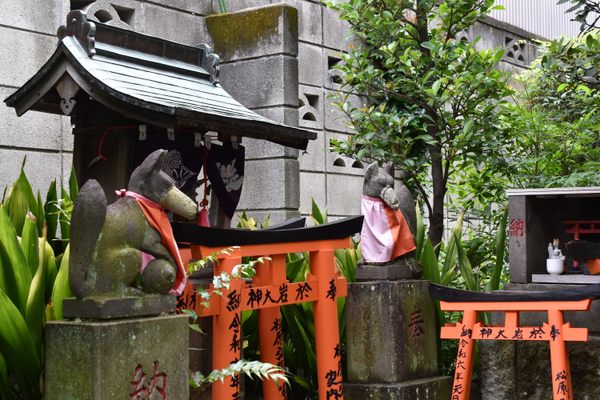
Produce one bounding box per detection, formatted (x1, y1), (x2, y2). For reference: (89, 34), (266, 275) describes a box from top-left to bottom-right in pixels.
(324, 48), (346, 91)
(211, 0), (269, 14)
(299, 42), (324, 87)
(356, 258), (421, 281)
(149, 0), (212, 15)
(237, 158), (300, 210)
(299, 129), (326, 172)
(478, 340), (515, 400)
(45, 314), (189, 400)
(480, 335), (600, 400)
(62, 295), (176, 319)
(0, 88), (66, 150)
(206, 4), (298, 61)
(0, 0), (66, 34)
(346, 280), (439, 383)
(345, 376), (452, 400)
(142, 4), (207, 46)
(0, 149), (62, 196)
(219, 55), (299, 109)
(322, 6), (353, 51)
(326, 173), (362, 216)
(231, 209), (301, 226)
(283, 0), (323, 44)
(299, 171), (326, 215)
(0, 27), (58, 87)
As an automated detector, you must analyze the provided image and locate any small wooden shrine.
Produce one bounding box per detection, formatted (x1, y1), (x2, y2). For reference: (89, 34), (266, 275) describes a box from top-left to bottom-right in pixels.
(5, 10), (316, 206)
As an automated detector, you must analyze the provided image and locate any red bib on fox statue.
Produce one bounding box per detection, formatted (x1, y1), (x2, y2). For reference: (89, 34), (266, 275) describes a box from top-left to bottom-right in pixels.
(361, 195), (415, 263)
(117, 189), (187, 295)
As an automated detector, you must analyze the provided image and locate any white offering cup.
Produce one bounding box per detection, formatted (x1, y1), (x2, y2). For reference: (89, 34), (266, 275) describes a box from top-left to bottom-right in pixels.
(546, 258), (564, 275)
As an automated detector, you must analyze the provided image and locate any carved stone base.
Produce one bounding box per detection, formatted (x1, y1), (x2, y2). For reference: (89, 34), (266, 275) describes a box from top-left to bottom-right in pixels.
(345, 376), (453, 400)
(62, 295), (175, 319)
(355, 257), (422, 281)
(45, 314), (189, 399)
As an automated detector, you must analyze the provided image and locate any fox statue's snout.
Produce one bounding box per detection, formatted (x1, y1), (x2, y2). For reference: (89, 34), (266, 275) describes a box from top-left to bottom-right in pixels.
(70, 149), (198, 298)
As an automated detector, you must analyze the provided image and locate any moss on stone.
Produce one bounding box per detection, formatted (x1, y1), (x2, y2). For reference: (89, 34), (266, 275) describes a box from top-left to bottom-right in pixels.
(205, 5), (298, 60)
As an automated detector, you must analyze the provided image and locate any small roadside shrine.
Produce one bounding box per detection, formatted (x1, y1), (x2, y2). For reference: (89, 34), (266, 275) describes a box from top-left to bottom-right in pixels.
(2, 10), (363, 400)
(5, 10), (316, 223)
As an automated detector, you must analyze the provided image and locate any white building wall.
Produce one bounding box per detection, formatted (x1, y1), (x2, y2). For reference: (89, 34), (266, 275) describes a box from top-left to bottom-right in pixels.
(490, 0), (583, 39)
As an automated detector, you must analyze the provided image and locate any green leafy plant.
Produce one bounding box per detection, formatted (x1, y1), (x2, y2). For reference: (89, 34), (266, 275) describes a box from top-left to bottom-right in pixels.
(325, 0), (513, 248)
(417, 204), (508, 374)
(0, 163), (74, 399)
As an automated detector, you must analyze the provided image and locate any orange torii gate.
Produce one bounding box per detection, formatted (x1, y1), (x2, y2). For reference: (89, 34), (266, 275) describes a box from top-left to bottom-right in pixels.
(429, 283), (600, 400)
(174, 216), (363, 400)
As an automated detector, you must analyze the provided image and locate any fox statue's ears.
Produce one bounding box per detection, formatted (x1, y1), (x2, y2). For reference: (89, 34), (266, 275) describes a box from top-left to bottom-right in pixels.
(131, 149), (166, 181)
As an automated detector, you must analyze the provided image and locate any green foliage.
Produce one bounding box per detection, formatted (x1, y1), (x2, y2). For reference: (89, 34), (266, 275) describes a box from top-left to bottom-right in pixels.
(0, 165), (75, 399)
(190, 360), (288, 392)
(417, 204), (508, 373)
(504, 30), (600, 188)
(557, 0), (600, 32)
(325, 0), (513, 247)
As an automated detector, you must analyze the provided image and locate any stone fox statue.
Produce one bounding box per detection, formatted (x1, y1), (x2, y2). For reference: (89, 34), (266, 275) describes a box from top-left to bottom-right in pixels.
(361, 161), (416, 264)
(69, 149), (198, 298)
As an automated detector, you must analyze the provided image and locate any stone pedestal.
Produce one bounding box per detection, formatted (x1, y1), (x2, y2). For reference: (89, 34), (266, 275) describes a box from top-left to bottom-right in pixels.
(45, 314), (189, 400)
(345, 278), (451, 399)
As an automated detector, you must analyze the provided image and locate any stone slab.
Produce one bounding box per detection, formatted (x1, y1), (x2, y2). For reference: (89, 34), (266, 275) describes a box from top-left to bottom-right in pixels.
(299, 42), (325, 87)
(299, 129), (326, 172)
(299, 171), (326, 215)
(45, 314), (189, 400)
(62, 295), (176, 319)
(322, 6), (353, 51)
(356, 258), (421, 281)
(0, 149), (62, 197)
(237, 158), (300, 210)
(324, 90), (364, 133)
(345, 376), (453, 400)
(0, 0), (67, 34)
(142, 4), (207, 46)
(219, 55), (299, 109)
(326, 173), (363, 216)
(480, 335), (600, 400)
(531, 273), (600, 284)
(346, 280), (439, 383)
(205, 4), (298, 61)
(0, 26), (58, 87)
(283, 0), (323, 44)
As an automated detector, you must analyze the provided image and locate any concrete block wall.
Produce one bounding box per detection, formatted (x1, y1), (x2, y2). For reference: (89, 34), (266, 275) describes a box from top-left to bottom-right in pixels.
(0, 0), (72, 195)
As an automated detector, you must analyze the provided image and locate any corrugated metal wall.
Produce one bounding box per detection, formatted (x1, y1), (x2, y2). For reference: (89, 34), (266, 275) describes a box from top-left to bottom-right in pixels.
(489, 0), (583, 39)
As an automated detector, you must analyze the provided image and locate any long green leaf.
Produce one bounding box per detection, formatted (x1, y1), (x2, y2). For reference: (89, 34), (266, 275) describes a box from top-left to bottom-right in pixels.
(0, 290), (41, 399)
(0, 354), (11, 400)
(44, 180), (58, 250)
(68, 168), (79, 203)
(415, 204), (426, 261)
(455, 233), (477, 291)
(311, 198), (327, 225)
(44, 241), (57, 303)
(50, 244), (72, 320)
(0, 205), (32, 313)
(26, 233), (47, 355)
(59, 188), (71, 245)
(20, 213), (39, 277)
(441, 212), (464, 279)
(35, 191), (45, 237)
(4, 163), (37, 236)
(487, 208), (508, 292)
(420, 239), (440, 284)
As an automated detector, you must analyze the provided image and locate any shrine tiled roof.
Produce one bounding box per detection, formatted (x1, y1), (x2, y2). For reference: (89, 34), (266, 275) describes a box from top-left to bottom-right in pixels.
(4, 11), (316, 150)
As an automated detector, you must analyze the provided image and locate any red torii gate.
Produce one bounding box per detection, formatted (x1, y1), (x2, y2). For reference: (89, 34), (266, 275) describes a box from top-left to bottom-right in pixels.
(174, 217), (362, 400)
